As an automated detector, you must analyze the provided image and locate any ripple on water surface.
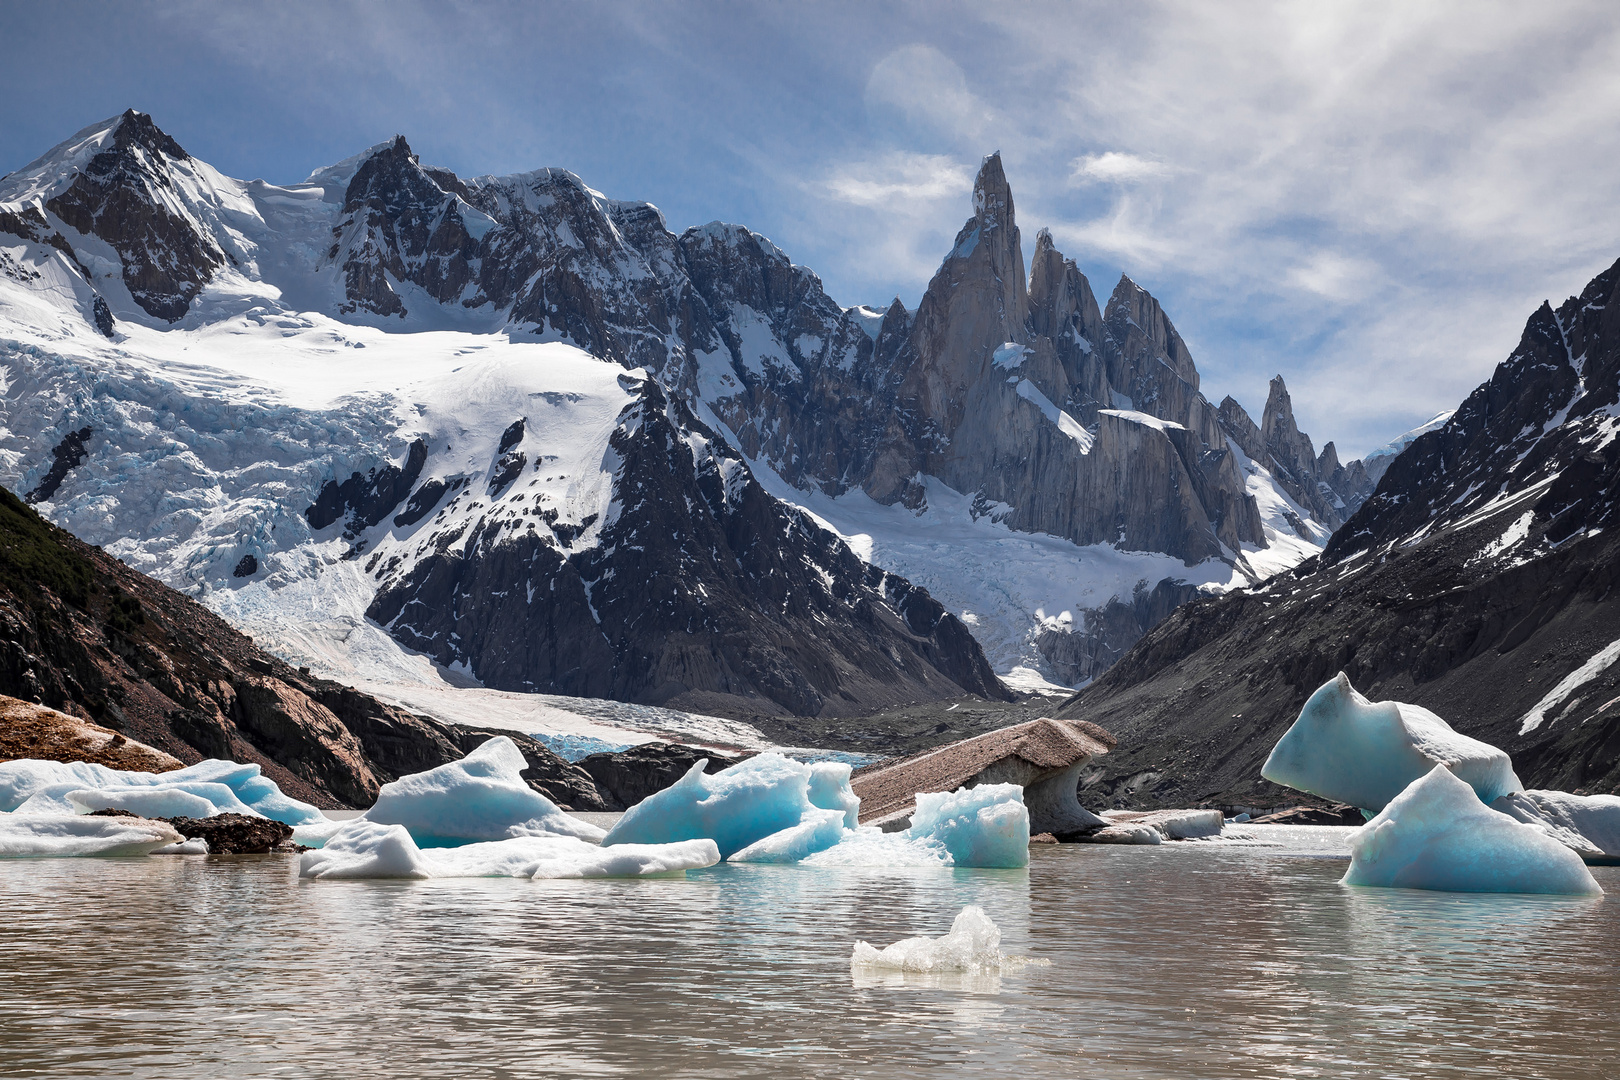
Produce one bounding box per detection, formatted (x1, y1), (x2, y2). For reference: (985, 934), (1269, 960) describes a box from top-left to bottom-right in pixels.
(0, 834), (1615, 1079)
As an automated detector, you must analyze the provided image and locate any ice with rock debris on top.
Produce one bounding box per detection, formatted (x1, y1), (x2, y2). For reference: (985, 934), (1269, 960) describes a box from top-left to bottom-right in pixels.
(1492, 789), (1620, 860)
(1262, 672), (1522, 812)
(361, 736), (604, 846)
(299, 819), (718, 880)
(0, 758), (324, 823)
(1343, 766), (1600, 895)
(0, 813), (184, 858)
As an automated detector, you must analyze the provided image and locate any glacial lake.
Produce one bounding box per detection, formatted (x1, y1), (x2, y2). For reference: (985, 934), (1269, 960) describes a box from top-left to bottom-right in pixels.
(2, 825), (1616, 1079)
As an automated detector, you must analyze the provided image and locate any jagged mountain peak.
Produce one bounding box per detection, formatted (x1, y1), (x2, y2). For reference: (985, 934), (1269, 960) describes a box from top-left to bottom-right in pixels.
(971, 151), (1013, 223)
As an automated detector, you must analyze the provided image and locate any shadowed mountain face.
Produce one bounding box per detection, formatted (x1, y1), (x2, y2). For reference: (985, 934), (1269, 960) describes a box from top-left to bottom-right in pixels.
(1054, 258), (1620, 809)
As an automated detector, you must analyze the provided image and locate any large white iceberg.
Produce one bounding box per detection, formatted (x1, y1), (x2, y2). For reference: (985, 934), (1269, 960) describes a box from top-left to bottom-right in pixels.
(0, 814), (184, 858)
(1493, 790), (1620, 860)
(299, 820), (718, 880)
(1344, 766), (1600, 895)
(361, 736), (603, 846)
(0, 758), (325, 824)
(1263, 673), (1522, 812)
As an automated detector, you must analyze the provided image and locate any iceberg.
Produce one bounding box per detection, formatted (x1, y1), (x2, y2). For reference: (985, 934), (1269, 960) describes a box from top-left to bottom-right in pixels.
(907, 784), (1030, 868)
(1344, 766), (1600, 895)
(851, 905), (1033, 974)
(807, 762), (861, 828)
(1262, 673), (1522, 812)
(0, 814), (184, 858)
(728, 808), (849, 864)
(1493, 790), (1620, 861)
(362, 737), (605, 846)
(602, 752), (821, 858)
(802, 828), (953, 867)
(299, 820), (718, 880)
(0, 758), (325, 824)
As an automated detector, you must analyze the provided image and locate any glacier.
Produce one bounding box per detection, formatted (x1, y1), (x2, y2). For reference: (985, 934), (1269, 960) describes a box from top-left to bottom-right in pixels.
(1262, 672), (1523, 812)
(361, 736), (605, 846)
(1343, 766), (1600, 895)
(299, 820), (719, 880)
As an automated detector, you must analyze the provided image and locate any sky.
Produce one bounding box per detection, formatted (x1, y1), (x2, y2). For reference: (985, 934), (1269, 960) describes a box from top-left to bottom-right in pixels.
(3, 1), (1618, 457)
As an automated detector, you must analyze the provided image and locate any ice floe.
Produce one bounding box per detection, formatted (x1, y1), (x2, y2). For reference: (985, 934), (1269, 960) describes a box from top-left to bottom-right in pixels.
(0, 814), (183, 858)
(361, 736), (604, 846)
(299, 820), (718, 880)
(1493, 790), (1620, 861)
(851, 906), (1045, 976)
(1344, 766), (1600, 895)
(1263, 673), (1522, 812)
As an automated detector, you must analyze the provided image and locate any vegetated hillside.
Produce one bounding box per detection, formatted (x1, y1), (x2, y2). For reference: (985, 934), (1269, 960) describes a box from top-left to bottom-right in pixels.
(0, 483), (472, 806)
(1056, 257), (1620, 810)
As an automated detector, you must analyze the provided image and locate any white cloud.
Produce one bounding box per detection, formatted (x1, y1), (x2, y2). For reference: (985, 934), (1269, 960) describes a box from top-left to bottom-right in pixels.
(1070, 152), (1170, 184)
(823, 152), (973, 209)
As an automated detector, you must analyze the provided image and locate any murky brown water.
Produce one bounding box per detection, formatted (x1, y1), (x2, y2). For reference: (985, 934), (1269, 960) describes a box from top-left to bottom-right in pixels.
(2, 828), (1616, 1079)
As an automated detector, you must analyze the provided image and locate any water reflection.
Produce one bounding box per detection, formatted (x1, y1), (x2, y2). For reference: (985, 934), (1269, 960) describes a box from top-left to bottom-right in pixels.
(0, 843), (1613, 1079)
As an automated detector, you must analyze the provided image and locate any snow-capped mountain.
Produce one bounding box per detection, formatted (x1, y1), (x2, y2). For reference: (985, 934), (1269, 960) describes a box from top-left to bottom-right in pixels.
(1056, 255), (1620, 807)
(0, 110), (1365, 712)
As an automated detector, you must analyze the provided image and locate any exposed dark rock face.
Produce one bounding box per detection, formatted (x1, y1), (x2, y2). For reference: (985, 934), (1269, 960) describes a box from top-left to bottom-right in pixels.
(1055, 257), (1620, 808)
(232, 554), (258, 578)
(580, 742), (740, 811)
(448, 727), (607, 811)
(41, 110), (225, 322)
(0, 484), (469, 806)
(1037, 579), (1203, 685)
(162, 812), (293, 854)
(24, 426), (93, 504)
(305, 438), (427, 534)
(91, 295), (115, 338)
(368, 380), (1010, 717)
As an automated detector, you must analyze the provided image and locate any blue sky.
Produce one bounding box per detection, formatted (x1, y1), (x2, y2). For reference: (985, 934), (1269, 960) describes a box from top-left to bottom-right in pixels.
(4, 1), (1617, 456)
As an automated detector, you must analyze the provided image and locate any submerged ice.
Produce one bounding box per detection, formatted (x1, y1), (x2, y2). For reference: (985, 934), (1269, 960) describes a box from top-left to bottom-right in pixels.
(1344, 766), (1600, 895)
(1263, 673), (1522, 812)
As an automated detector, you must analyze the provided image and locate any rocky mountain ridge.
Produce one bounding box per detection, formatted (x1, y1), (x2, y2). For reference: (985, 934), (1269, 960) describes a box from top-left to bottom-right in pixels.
(1, 110), (1379, 703)
(1055, 256), (1620, 807)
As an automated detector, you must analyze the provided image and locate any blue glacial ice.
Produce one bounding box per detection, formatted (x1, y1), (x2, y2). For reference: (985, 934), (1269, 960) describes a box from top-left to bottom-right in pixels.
(0, 758), (325, 824)
(0, 814), (184, 858)
(606, 752), (1029, 868)
(299, 820), (718, 880)
(1343, 765), (1600, 895)
(602, 752), (824, 858)
(361, 736), (605, 846)
(1262, 672), (1522, 812)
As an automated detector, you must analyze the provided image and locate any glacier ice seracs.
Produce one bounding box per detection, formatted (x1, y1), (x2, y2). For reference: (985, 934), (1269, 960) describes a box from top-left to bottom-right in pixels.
(1343, 766), (1600, 895)
(1262, 672), (1522, 812)
(361, 736), (605, 845)
(299, 820), (719, 880)
(0, 814), (184, 858)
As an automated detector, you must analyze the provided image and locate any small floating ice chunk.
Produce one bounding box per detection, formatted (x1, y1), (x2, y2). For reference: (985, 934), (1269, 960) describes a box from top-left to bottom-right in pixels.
(728, 808), (849, 863)
(362, 736), (604, 846)
(851, 906), (1037, 974)
(1493, 790), (1620, 860)
(151, 837), (210, 855)
(1344, 766), (1600, 895)
(0, 814), (184, 858)
(907, 784), (1030, 868)
(1263, 673), (1522, 812)
(299, 820), (718, 880)
(601, 752), (816, 858)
